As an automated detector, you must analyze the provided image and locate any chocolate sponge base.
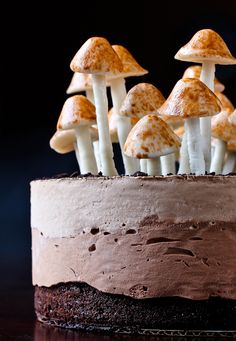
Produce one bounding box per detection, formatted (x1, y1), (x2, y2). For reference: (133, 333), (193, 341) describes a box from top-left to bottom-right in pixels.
(35, 282), (236, 335)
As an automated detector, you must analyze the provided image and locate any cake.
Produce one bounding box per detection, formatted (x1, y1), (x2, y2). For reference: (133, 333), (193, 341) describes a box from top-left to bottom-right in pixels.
(31, 174), (236, 335)
(31, 30), (236, 335)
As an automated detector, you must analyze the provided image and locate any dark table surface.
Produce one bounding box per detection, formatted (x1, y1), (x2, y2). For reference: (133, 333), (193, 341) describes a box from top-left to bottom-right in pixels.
(0, 280), (235, 341)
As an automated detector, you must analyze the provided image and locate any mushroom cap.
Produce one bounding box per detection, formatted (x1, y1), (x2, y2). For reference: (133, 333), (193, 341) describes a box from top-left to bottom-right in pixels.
(70, 37), (123, 75)
(215, 92), (234, 113)
(120, 83), (165, 119)
(175, 29), (236, 65)
(57, 95), (96, 130)
(107, 45), (148, 80)
(124, 114), (181, 159)
(211, 110), (236, 142)
(49, 129), (76, 154)
(158, 78), (221, 119)
(66, 72), (93, 94)
(182, 65), (225, 92)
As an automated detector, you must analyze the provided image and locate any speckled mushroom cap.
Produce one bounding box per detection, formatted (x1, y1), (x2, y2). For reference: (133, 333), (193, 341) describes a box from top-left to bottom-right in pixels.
(158, 78), (221, 119)
(124, 114), (180, 159)
(107, 45), (148, 80)
(57, 95), (96, 130)
(182, 65), (225, 92)
(66, 73), (93, 94)
(212, 110), (236, 142)
(49, 130), (76, 154)
(120, 83), (165, 119)
(70, 37), (123, 75)
(175, 29), (236, 65)
(215, 92), (234, 113)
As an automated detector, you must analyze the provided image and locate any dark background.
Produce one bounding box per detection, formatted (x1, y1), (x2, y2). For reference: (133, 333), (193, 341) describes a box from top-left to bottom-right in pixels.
(1, 0), (236, 290)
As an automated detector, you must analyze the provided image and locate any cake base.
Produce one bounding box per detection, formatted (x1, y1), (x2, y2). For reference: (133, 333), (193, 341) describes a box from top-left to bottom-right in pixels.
(35, 282), (236, 335)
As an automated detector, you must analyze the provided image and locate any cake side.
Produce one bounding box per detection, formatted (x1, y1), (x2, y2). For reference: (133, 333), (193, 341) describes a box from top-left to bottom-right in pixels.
(31, 175), (236, 300)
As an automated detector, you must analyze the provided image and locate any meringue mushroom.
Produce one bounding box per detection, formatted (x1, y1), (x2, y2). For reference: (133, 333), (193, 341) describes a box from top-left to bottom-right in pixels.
(175, 29), (236, 171)
(57, 95), (98, 174)
(159, 78), (221, 175)
(49, 129), (80, 167)
(66, 72), (94, 102)
(120, 82), (165, 174)
(107, 45), (148, 175)
(70, 37), (123, 176)
(124, 114), (180, 176)
(182, 65), (225, 93)
(211, 107), (236, 174)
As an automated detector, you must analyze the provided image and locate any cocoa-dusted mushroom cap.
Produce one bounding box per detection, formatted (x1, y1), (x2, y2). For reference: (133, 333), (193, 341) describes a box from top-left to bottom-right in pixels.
(124, 114), (180, 159)
(66, 73), (92, 94)
(57, 95), (96, 130)
(175, 29), (236, 65)
(212, 111), (236, 142)
(120, 83), (165, 119)
(70, 37), (123, 75)
(182, 65), (225, 92)
(158, 78), (221, 119)
(215, 92), (234, 113)
(49, 130), (76, 154)
(107, 45), (148, 79)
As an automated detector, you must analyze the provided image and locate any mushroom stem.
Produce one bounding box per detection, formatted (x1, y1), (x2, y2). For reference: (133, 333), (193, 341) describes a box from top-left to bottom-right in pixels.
(178, 132), (190, 174)
(223, 151), (236, 174)
(140, 159), (147, 173)
(210, 139), (226, 174)
(91, 74), (118, 176)
(185, 118), (205, 175)
(75, 126), (98, 174)
(147, 158), (161, 176)
(161, 153), (176, 175)
(200, 61), (215, 172)
(93, 140), (101, 172)
(110, 78), (138, 175)
(73, 141), (80, 167)
(85, 89), (94, 103)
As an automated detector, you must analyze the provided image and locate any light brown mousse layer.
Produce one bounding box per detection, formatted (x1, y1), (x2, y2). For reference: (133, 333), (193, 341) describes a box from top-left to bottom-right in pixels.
(31, 175), (236, 300)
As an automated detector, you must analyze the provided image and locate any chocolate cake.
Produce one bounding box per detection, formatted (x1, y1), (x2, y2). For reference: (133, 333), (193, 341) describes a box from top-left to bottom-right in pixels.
(31, 175), (236, 334)
(31, 29), (236, 335)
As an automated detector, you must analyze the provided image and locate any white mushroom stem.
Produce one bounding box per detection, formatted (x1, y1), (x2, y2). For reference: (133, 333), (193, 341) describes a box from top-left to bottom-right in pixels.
(73, 142), (80, 167)
(200, 61), (215, 172)
(210, 139), (226, 174)
(93, 140), (101, 172)
(92, 74), (118, 176)
(85, 89), (94, 104)
(140, 159), (147, 173)
(185, 118), (205, 175)
(110, 78), (138, 175)
(178, 132), (190, 174)
(223, 151), (236, 174)
(75, 126), (97, 174)
(161, 153), (176, 175)
(147, 158), (161, 176)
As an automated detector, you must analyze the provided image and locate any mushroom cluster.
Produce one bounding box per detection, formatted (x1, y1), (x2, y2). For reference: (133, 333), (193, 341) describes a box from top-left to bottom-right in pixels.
(50, 29), (236, 176)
